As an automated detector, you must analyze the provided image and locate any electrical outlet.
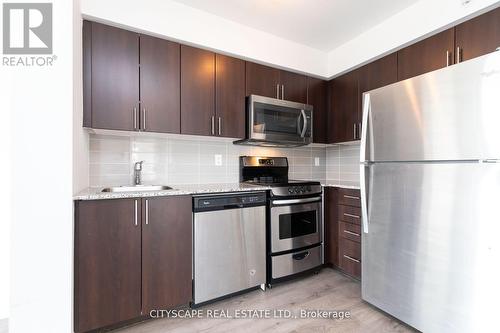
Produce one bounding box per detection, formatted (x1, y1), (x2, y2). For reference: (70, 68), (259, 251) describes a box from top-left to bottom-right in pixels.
(314, 157), (320, 166)
(214, 154), (223, 166)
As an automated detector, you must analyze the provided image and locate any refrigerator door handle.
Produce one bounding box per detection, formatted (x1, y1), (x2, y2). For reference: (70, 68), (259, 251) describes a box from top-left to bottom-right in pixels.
(360, 93), (370, 163)
(360, 164), (369, 234)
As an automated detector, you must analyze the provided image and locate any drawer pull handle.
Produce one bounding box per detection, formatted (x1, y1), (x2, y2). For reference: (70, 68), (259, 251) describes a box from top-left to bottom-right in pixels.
(344, 213), (360, 219)
(344, 255), (360, 263)
(343, 195), (360, 200)
(343, 230), (360, 237)
(293, 251), (310, 261)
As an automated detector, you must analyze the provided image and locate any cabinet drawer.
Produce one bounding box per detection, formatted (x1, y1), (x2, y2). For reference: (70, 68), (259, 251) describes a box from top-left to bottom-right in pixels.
(338, 188), (361, 207)
(338, 205), (361, 225)
(339, 222), (361, 243)
(339, 238), (361, 278)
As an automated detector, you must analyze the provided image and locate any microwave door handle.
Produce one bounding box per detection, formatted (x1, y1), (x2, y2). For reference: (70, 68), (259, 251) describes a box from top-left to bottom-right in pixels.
(300, 110), (308, 138)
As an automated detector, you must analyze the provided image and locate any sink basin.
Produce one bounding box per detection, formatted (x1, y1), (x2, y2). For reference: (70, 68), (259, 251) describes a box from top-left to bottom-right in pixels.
(102, 185), (174, 193)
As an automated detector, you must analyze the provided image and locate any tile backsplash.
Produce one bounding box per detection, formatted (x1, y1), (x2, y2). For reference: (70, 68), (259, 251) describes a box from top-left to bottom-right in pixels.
(326, 143), (361, 183)
(89, 134), (327, 187)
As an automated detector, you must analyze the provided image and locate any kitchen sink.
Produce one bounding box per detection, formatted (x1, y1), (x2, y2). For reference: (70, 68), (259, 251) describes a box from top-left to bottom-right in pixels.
(101, 185), (175, 193)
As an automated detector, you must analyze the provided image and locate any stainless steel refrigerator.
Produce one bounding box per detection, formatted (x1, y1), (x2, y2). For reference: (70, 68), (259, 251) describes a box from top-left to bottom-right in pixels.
(360, 51), (500, 332)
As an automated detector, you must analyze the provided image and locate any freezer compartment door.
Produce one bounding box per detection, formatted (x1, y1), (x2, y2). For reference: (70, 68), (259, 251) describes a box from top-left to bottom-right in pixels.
(362, 52), (500, 162)
(362, 162), (500, 332)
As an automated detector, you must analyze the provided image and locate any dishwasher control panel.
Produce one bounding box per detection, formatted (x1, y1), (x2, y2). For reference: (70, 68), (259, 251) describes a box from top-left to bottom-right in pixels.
(193, 192), (267, 212)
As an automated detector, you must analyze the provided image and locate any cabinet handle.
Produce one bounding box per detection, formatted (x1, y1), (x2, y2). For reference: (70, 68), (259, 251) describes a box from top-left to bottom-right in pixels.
(456, 47), (461, 64)
(134, 199), (138, 226)
(344, 195), (360, 200)
(343, 255), (360, 263)
(133, 107), (138, 130)
(446, 50), (450, 67)
(276, 84), (280, 99)
(142, 108), (146, 130)
(353, 123), (357, 140)
(343, 230), (360, 237)
(344, 213), (360, 219)
(145, 199), (149, 225)
(211, 116), (215, 135)
(218, 117), (222, 136)
(281, 84), (284, 100)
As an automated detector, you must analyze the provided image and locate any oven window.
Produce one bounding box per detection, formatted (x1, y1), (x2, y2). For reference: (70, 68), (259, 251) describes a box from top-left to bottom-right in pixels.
(279, 210), (317, 240)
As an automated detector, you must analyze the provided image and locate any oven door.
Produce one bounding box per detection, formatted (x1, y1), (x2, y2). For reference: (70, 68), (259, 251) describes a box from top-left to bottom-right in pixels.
(270, 197), (322, 253)
(249, 95), (312, 145)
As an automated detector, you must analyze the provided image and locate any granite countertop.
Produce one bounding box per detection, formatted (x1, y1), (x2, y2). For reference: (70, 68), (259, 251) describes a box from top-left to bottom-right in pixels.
(321, 180), (360, 190)
(74, 183), (271, 201)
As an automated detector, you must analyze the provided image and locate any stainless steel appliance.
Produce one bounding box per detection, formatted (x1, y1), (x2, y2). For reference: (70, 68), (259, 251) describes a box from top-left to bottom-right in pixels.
(240, 156), (323, 286)
(233, 95), (313, 147)
(192, 192), (267, 305)
(360, 51), (500, 332)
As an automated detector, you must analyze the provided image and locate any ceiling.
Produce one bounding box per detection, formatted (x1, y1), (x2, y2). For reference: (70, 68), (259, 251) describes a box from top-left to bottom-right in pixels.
(171, 0), (420, 52)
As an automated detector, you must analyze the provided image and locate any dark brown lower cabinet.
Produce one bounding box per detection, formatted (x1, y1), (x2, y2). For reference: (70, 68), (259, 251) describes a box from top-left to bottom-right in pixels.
(324, 187), (362, 279)
(324, 187), (339, 266)
(141, 196), (192, 314)
(75, 196), (192, 333)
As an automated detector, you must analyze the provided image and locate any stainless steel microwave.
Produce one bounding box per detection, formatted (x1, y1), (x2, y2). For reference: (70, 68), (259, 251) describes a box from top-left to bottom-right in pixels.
(233, 95), (313, 147)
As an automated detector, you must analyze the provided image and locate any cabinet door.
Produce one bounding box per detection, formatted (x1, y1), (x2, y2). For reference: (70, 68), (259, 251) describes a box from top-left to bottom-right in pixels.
(142, 196), (192, 313)
(181, 45), (215, 136)
(397, 28), (455, 81)
(245, 62), (280, 98)
(324, 187), (339, 266)
(358, 53), (398, 131)
(455, 7), (500, 62)
(329, 70), (359, 143)
(86, 21), (139, 131)
(140, 35), (180, 133)
(216, 54), (246, 138)
(280, 70), (308, 103)
(307, 77), (328, 143)
(75, 199), (141, 333)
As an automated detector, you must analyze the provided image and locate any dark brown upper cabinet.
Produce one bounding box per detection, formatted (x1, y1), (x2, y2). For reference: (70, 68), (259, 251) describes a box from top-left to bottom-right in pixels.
(455, 7), (500, 63)
(358, 53), (398, 131)
(245, 62), (280, 99)
(180, 45), (216, 136)
(246, 62), (308, 103)
(329, 69), (360, 143)
(83, 21), (139, 131)
(75, 196), (192, 333)
(139, 35), (180, 133)
(280, 70), (308, 103)
(141, 196), (192, 314)
(215, 54), (246, 138)
(307, 77), (328, 143)
(75, 199), (142, 333)
(397, 28), (455, 81)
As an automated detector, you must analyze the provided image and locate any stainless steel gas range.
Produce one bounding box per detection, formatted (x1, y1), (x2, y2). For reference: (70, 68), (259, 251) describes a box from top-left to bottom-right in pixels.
(240, 156), (323, 286)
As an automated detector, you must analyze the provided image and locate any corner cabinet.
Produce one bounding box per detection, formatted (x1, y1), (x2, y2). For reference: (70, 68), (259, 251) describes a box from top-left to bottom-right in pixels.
(307, 77), (328, 144)
(329, 69), (360, 143)
(74, 196), (192, 333)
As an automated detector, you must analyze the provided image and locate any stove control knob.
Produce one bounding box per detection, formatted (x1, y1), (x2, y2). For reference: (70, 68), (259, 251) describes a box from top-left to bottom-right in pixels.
(306, 186), (311, 192)
(288, 188), (293, 194)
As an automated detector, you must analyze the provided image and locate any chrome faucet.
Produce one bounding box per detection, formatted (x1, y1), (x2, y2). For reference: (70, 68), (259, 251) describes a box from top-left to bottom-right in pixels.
(134, 161), (144, 185)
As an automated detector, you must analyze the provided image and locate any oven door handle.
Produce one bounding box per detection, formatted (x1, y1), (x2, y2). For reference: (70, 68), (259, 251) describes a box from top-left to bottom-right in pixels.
(272, 196), (321, 205)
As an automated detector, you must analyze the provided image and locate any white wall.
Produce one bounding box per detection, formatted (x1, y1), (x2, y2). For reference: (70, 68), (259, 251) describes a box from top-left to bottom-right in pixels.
(81, 0), (328, 77)
(2, 0), (75, 332)
(327, 0), (500, 76)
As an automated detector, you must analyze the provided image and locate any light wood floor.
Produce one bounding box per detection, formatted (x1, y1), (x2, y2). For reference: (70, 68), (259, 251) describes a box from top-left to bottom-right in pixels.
(114, 268), (416, 333)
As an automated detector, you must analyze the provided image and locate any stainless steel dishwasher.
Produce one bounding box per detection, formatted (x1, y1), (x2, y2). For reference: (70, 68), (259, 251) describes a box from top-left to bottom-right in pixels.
(193, 192), (267, 305)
